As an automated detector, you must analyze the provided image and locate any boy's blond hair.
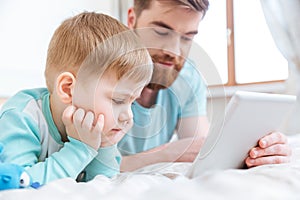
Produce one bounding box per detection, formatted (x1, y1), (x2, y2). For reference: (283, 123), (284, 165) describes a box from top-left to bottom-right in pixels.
(45, 12), (152, 93)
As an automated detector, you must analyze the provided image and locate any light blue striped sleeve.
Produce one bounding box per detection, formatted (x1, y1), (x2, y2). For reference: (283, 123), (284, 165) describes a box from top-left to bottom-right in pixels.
(0, 109), (98, 184)
(84, 145), (122, 181)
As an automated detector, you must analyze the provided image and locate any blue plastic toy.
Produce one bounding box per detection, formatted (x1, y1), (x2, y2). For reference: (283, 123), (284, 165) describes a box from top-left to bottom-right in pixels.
(0, 144), (40, 190)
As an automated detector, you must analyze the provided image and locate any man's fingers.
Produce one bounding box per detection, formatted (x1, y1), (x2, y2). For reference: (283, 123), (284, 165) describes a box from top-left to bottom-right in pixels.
(246, 155), (290, 168)
(249, 144), (292, 158)
(259, 132), (287, 148)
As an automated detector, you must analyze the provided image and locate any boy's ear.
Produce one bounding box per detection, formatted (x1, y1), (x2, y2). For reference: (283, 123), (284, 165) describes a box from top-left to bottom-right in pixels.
(127, 7), (137, 29)
(55, 72), (76, 104)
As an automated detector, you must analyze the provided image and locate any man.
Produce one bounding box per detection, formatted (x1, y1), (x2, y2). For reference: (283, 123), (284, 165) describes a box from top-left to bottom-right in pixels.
(118, 0), (291, 171)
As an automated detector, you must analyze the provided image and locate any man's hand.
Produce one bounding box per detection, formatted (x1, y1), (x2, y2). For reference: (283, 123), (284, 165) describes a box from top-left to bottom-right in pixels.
(62, 105), (104, 150)
(245, 132), (292, 167)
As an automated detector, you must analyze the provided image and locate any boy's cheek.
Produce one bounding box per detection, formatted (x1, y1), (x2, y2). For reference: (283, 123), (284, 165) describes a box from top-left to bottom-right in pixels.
(127, 120), (134, 131)
(72, 94), (93, 110)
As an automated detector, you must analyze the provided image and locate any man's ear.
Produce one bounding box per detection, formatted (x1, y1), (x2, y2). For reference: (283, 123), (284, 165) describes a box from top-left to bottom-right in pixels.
(127, 7), (137, 29)
(55, 72), (76, 104)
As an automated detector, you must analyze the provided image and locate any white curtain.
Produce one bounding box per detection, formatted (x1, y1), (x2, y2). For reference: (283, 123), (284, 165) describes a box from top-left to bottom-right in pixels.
(260, 0), (300, 134)
(260, 0), (300, 71)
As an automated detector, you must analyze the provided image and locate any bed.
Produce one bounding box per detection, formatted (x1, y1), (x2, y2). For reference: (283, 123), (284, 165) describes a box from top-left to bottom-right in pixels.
(1, 134), (300, 200)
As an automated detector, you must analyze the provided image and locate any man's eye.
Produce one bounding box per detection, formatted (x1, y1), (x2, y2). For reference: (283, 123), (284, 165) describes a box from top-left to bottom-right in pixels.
(181, 35), (193, 42)
(154, 28), (169, 36)
(112, 99), (125, 105)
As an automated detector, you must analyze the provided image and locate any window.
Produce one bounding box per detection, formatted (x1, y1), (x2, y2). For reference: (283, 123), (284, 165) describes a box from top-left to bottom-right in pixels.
(194, 0), (288, 88)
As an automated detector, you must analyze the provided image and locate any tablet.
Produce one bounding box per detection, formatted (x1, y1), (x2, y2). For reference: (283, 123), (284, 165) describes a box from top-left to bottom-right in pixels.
(186, 91), (296, 178)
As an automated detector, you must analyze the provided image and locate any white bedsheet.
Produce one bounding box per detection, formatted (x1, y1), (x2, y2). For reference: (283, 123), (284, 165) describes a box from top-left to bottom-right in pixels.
(1, 135), (300, 200)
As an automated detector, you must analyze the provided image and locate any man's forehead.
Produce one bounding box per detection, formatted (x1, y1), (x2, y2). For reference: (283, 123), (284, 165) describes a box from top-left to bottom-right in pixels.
(138, 2), (202, 34)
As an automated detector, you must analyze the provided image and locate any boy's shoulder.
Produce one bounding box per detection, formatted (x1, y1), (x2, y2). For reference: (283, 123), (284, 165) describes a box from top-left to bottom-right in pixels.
(1, 88), (49, 113)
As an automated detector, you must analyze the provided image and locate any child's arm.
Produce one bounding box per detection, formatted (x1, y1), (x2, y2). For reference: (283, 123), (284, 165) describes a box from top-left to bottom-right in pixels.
(27, 137), (98, 183)
(62, 105), (121, 180)
(0, 109), (98, 185)
(84, 145), (122, 181)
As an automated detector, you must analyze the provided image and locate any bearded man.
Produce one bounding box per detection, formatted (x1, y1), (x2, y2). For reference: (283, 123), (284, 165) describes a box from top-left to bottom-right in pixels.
(118, 0), (292, 172)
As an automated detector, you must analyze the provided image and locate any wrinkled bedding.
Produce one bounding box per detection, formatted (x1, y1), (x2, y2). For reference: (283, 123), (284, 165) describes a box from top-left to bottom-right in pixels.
(1, 135), (300, 200)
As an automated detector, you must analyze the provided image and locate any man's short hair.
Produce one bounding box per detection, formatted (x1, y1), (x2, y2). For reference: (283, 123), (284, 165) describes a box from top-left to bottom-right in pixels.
(133, 0), (210, 18)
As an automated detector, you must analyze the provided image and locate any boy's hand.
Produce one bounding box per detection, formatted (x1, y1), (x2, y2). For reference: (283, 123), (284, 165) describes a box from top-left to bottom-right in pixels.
(62, 105), (104, 150)
(245, 131), (292, 167)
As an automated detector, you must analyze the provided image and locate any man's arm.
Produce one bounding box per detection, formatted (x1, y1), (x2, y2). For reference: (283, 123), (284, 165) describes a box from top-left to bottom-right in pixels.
(120, 116), (209, 172)
(120, 137), (206, 172)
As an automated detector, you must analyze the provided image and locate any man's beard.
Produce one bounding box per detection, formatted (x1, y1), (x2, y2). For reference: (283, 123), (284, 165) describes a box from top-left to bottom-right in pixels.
(147, 53), (185, 90)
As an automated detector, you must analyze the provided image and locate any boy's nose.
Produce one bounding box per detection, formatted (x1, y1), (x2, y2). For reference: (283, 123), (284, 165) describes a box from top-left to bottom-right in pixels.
(118, 109), (133, 125)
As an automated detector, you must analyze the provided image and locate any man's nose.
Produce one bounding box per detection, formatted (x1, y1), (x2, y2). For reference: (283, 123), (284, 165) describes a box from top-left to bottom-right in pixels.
(161, 34), (181, 57)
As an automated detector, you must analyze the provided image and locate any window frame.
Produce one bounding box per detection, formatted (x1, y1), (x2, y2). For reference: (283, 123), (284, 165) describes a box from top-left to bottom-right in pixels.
(209, 0), (287, 92)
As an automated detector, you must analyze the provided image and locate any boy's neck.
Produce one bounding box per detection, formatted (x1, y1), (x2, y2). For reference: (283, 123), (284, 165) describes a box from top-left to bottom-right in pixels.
(136, 86), (159, 108)
(49, 94), (68, 142)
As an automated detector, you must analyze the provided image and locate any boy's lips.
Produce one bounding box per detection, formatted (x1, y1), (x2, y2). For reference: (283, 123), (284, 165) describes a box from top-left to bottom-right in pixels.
(111, 128), (122, 132)
(105, 129), (124, 138)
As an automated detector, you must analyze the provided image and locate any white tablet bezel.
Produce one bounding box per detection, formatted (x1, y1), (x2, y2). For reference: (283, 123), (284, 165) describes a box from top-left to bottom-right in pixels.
(187, 91), (296, 178)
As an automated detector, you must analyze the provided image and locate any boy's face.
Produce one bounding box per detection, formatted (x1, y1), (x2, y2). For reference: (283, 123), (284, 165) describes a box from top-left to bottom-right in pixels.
(73, 73), (144, 147)
(129, 1), (203, 89)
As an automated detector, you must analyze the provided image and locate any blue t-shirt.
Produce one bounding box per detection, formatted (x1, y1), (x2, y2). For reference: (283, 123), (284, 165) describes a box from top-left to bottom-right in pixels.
(0, 88), (121, 184)
(118, 61), (207, 155)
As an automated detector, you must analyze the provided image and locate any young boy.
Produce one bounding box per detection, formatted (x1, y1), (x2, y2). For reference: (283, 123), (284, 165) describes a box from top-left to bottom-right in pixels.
(0, 12), (153, 184)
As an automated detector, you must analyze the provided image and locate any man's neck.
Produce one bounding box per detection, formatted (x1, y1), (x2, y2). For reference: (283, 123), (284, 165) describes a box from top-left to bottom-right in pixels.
(136, 87), (159, 108)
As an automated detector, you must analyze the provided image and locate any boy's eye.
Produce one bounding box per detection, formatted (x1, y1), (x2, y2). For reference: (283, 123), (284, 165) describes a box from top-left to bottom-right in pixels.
(112, 99), (125, 105)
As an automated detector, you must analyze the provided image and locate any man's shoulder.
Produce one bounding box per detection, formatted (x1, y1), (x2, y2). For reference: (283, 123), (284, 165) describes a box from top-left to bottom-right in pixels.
(171, 60), (205, 91)
(180, 60), (203, 81)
